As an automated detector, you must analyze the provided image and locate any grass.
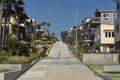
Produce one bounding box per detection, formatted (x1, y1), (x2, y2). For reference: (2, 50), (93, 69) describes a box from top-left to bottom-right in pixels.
(0, 68), (10, 72)
(104, 73), (120, 78)
(86, 64), (120, 79)
(104, 72), (120, 74)
(103, 71), (120, 79)
(86, 64), (104, 71)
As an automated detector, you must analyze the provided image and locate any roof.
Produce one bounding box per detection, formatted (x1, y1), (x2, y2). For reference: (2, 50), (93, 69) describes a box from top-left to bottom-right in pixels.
(113, 0), (119, 2)
(96, 9), (115, 13)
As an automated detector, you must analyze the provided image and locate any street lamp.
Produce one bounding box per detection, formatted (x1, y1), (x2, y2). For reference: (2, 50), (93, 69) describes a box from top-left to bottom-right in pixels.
(75, 8), (78, 57)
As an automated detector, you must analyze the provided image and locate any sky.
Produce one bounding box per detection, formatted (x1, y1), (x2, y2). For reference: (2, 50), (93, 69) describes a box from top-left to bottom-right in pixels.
(24, 0), (116, 40)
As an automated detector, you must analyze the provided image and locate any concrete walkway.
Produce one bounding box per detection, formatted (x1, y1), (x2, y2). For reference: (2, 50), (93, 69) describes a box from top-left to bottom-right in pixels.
(17, 41), (103, 80)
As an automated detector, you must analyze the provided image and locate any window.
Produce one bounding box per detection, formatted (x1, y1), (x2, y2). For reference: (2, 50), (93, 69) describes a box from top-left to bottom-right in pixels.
(102, 13), (110, 21)
(105, 32), (107, 37)
(112, 32), (114, 37)
(109, 32), (111, 37)
(104, 31), (114, 38)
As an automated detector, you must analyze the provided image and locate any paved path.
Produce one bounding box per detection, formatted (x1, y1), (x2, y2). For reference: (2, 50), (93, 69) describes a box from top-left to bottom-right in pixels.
(17, 41), (103, 80)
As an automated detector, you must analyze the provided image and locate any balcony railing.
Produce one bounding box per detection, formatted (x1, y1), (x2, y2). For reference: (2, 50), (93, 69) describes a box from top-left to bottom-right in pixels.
(90, 17), (101, 24)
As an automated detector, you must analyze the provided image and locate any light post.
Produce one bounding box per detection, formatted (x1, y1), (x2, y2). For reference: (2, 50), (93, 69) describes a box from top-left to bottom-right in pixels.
(75, 8), (78, 57)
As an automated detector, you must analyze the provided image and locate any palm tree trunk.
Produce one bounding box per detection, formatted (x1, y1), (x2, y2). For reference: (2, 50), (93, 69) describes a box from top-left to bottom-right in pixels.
(1, 18), (8, 46)
(0, 0), (3, 48)
(1, 0), (10, 47)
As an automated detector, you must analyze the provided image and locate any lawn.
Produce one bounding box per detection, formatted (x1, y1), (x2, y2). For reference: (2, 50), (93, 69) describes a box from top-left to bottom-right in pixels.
(86, 64), (120, 79)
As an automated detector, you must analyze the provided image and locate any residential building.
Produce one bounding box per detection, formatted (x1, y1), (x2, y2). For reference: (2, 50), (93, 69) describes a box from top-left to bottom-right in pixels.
(81, 17), (91, 41)
(113, 0), (120, 50)
(80, 17), (96, 49)
(2, 13), (29, 40)
(90, 9), (115, 52)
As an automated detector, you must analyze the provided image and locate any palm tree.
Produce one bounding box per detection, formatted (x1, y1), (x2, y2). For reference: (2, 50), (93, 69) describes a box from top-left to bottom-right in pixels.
(1, 0), (25, 48)
(0, 0), (3, 48)
(46, 22), (51, 37)
(36, 22), (51, 40)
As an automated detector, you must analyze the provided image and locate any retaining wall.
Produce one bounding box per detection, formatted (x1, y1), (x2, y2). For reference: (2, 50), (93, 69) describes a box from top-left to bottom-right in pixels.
(0, 59), (40, 80)
(83, 54), (119, 64)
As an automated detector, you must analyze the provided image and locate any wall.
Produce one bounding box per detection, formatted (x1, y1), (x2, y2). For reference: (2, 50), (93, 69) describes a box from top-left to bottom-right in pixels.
(0, 64), (21, 71)
(0, 59), (40, 80)
(100, 24), (114, 44)
(83, 54), (119, 64)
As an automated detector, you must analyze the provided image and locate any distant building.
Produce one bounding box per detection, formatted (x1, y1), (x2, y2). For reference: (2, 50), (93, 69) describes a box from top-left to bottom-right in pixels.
(89, 9), (115, 52)
(113, 0), (120, 50)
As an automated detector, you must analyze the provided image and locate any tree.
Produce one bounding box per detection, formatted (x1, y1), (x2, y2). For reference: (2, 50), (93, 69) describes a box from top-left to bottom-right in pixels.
(37, 22), (51, 39)
(0, 0), (3, 48)
(46, 22), (51, 36)
(61, 31), (68, 43)
(1, 0), (25, 48)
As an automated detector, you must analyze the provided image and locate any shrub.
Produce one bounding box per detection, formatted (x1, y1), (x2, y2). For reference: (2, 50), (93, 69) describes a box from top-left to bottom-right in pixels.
(72, 50), (76, 55)
(30, 53), (40, 61)
(19, 43), (30, 56)
(5, 56), (31, 64)
(5, 35), (30, 56)
(40, 52), (46, 58)
(31, 47), (38, 53)
(0, 50), (11, 63)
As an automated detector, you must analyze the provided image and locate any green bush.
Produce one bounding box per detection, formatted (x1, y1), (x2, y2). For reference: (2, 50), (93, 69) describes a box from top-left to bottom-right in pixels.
(5, 35), (30, 56)
(30, 53), (40, 61)
(5, 56), (31, 64)
(40, 52), (46, 58)
(0, 50), (11, 63)
(72, 50), (76, 55)
(31, 47), (38, 53)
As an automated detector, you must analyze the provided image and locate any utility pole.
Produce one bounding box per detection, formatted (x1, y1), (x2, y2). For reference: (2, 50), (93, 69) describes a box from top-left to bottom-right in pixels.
(75, 8), (78, 57)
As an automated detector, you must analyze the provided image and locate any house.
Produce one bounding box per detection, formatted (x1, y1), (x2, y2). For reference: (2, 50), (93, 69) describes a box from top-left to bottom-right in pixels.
(81, 17), (94, 47)
(81, 17), (91, 40)
(2, 13), (29, 41)
(89, 9), (115, 52)
(113, 0), (120, 51)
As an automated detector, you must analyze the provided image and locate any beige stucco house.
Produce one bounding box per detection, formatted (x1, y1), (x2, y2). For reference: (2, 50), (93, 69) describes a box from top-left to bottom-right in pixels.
(90, 10), (115, 52)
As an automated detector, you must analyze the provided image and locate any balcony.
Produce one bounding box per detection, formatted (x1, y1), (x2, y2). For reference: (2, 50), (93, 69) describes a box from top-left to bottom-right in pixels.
(90, 17), (101, 28)
(91, 17), (101, 23)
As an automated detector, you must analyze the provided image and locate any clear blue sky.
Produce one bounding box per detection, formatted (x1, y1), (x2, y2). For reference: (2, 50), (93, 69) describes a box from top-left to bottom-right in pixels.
(24, 0), (116, 40)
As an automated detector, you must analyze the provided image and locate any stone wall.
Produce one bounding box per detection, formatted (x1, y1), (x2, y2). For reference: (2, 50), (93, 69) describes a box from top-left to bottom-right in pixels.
(83, 54), (119, 64)
(0, 64), (21, 71)
(0, 59), (40, 80)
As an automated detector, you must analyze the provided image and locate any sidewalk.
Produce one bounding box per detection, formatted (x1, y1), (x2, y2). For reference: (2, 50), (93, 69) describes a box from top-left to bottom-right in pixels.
(17, 41), (103, 80)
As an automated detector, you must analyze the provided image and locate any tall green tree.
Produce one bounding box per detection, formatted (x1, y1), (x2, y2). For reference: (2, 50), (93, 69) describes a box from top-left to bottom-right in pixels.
(61, 31), (68, 43)
(1, 0), (25, 48)
(0, 0), (3, 48)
